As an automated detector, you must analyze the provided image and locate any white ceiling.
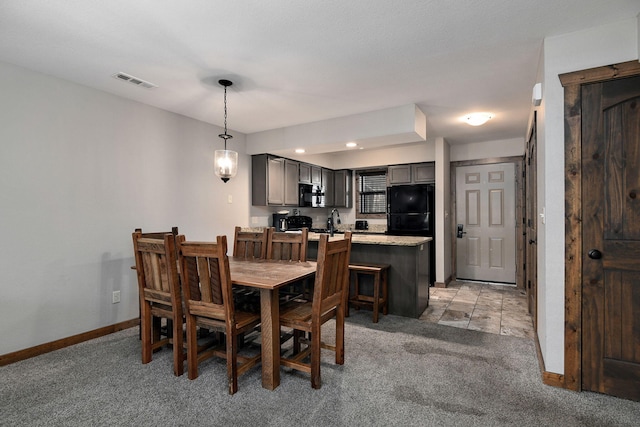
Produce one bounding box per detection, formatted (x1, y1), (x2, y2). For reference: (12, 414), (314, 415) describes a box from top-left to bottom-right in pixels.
(0, 1), (638, 149)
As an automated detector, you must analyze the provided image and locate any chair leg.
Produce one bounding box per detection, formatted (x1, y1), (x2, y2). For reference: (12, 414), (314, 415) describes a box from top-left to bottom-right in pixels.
(345, 271), (351, 318)
(382, 269), (389, 315)
(152, 316), (162, 351)
(336, 306), (345, 365)
(186, 315), (199, 380)
(227, 333), (238, 395)
(293, 329), (304, 354)
(141, 303), (152, 364)
(310, 324), (322, 389)
(172, 315), (184, 376)
(373, 272), (380, 323)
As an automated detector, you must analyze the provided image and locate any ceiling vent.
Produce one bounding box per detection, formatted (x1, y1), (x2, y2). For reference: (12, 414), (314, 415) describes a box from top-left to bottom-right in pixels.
(111, 72), (157, 89)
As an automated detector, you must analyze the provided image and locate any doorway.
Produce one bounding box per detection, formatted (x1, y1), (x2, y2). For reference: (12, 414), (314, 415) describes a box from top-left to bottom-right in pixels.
(454, 162), (517, 284)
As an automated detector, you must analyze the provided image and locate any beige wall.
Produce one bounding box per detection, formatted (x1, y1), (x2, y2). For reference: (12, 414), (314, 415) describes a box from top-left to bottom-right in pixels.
(0, 60), (252, 355)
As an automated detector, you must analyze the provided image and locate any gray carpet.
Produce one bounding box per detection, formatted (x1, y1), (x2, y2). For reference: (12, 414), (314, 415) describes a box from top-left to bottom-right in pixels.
(2, 311), (639, 426)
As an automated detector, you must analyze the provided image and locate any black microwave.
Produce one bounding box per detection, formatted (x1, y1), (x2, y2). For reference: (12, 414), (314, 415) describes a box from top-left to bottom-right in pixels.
(299, 184), (325, 207)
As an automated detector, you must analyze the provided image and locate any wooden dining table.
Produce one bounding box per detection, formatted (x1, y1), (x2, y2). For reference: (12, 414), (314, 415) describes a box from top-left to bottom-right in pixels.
(228, 256), (317, 390)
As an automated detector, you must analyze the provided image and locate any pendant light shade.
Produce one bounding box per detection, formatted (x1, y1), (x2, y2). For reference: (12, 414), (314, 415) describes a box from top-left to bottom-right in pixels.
(214, 149), (238, 183)
(214, 79), (238, 183)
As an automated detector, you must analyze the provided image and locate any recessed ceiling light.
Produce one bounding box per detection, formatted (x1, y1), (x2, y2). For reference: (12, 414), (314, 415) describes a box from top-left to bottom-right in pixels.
(463, 112), (493, 126)
(346, 142), (357, 148)
(295, 148), (305, 154)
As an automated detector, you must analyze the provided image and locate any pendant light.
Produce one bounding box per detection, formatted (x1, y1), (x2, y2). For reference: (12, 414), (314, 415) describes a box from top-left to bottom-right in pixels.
(214, 79), (238, 183)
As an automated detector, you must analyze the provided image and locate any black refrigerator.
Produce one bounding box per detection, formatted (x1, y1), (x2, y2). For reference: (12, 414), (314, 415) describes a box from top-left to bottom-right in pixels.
(387, 184), (435, 285)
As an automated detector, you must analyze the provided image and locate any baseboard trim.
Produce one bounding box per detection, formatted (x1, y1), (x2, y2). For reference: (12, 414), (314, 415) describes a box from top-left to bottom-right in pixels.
(434, 276), (452, 288)
(542, 371), (565, 388)
(533, 327), (566, 389)
(0, 318), (139, 366)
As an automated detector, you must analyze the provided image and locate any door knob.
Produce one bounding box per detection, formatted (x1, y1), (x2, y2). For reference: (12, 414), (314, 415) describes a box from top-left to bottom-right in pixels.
(529, 239), (536, 245)
(588, 249), (602, 260)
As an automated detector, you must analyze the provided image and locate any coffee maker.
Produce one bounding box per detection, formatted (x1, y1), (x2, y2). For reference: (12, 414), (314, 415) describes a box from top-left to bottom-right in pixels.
(272, 212), (288, 231)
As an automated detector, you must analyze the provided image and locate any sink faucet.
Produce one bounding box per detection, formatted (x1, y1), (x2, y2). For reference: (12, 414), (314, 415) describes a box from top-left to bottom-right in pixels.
(327, 208), (341, 237)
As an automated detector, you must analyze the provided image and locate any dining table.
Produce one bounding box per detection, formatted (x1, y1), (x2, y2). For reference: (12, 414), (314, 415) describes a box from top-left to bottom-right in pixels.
(228, 256), (317, 390)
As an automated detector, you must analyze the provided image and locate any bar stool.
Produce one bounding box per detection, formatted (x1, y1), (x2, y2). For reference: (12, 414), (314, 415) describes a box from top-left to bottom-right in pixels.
(347, 263), (389, 323)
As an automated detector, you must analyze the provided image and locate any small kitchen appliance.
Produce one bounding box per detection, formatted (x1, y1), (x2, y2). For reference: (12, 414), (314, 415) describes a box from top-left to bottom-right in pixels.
(298, 183), (325, 208)
(355, 220), (369, 230)
(272, 212), (289, 232)
(286, 215), (313, 231)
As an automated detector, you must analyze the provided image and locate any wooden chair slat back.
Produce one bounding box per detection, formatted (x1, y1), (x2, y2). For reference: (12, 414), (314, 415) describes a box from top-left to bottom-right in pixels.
(177, 235), (232, 317)
(233, 226), (271, 259)
(132, 231), (181, 302)
(267, 228), (308, 262)
(312, 232), (352, 316)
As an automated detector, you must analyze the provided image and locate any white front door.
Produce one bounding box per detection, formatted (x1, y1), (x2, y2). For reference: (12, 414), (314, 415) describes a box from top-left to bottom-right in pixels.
(455, 162), (516, 283)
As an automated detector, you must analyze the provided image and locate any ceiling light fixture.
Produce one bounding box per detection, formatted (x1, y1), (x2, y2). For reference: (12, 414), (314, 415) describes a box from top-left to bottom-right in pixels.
(295, 148), (306, 154)
(346, 142), (357, 148)
(214, 79), (238, 183)
(464, 112), (493, 126)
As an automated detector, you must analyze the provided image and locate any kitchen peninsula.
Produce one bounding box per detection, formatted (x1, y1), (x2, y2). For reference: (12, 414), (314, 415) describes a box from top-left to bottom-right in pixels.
(307, 232), (431, 318)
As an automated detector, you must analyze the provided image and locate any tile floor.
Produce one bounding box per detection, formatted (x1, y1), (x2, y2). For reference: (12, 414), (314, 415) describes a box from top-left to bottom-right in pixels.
(419, 281), (535, 339)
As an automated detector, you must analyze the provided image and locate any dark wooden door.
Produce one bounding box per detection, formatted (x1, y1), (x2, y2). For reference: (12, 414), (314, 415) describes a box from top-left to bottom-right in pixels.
(582, 75), (640, 401)
(525, 117), (537, 324)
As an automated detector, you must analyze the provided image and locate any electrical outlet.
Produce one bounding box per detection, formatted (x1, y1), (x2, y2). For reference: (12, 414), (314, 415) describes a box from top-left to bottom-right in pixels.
(112, 290), (121, 304)
(227, 194), (233, 204)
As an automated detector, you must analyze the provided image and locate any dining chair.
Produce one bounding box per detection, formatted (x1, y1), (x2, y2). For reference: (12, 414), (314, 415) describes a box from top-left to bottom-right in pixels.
(133, 227), (180, 340)
(267, 227), (310, 303)
(177, 234), (261, 394)
(232, 227), (272, 314)
(266, 227), (308, 262)
(232, 226), (271, 259)
(132, 230), (184, 376)
(279, 231), (352, 389)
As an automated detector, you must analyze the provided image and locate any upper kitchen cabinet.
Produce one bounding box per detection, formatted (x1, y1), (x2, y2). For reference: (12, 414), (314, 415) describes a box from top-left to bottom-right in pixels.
(388, 162), (435, 185)
(388, 164), (411, 185)
(299, 163), (322, 185)
(311, 165), (322, 185)
(412, 163), (435, 183)
(252, 154), (300, 206)
(322, 168), (335, 207)
(333, 169), (352, 208)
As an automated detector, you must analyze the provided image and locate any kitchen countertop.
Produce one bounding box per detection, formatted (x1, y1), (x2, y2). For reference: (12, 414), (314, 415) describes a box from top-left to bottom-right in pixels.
(240, 226), (430, 247)
(308, 232), (431, 247)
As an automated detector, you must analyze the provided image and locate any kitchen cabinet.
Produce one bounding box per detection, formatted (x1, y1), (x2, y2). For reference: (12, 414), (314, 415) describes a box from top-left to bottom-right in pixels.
(388, 165), (411, 185)
(299, 163), (322, 185)
(388, 162), (435, 185)
(299, 163), (311, 184)
(311, 165), (322, 185)
(412, 163), (435, 183)
(307, 234), (431, 318)
(333, 169), (352, 208)
(322, 168), (335, 207)
(252, 154), (299, 206)
(283, 159), (300, 205)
